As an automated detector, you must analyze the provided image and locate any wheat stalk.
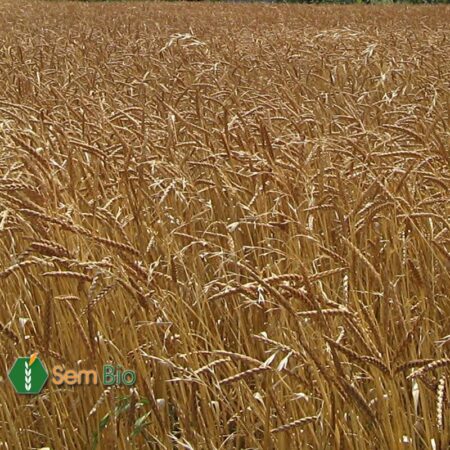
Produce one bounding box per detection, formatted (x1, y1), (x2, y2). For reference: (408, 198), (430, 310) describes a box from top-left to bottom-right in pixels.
(271, 415), (318, 434)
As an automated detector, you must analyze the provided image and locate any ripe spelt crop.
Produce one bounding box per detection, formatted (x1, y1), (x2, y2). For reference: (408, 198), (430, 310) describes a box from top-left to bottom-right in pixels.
(0, 1), (449, 449)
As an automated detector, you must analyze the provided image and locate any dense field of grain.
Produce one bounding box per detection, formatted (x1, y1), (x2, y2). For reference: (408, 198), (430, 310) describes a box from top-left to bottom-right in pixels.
(0, 1), (449, 448)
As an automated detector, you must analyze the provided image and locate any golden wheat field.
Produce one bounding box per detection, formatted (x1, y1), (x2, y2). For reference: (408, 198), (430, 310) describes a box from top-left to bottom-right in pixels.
(0, 1), (449, 449)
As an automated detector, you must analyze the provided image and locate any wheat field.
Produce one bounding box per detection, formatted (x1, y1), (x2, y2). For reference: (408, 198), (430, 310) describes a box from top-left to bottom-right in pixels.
(0, 1), (449, 449)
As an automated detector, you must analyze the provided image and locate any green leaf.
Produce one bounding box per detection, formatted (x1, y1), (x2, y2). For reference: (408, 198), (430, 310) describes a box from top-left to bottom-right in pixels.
(131, 411), (151, 437)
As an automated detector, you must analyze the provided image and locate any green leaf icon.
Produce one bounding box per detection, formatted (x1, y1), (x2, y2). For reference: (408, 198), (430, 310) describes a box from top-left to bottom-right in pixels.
(8, 355), (49, 395)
